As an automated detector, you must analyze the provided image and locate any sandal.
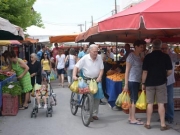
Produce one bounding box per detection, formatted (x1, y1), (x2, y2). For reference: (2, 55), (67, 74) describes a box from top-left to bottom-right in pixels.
(128, 118), (142, 122)
(92, 116), (99, 120)
(19, 105), (28, 110)
(130, 121), (144, 125)
(160, 125), (170, 131)
(144, 124), (151, 129)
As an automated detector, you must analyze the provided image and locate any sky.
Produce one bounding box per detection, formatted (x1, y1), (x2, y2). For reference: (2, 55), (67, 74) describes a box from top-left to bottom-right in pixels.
(29, 0), (120, 35)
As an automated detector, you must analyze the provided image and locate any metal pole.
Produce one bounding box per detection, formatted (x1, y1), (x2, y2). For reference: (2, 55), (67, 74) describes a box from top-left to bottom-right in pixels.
(85, 21), (86, 31)
(116, 36), (118, 61)
(91, 16), (93, 26)
(115, 0), (117, 14)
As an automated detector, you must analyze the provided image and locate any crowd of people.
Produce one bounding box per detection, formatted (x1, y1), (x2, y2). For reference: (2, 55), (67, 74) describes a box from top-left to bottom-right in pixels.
(0, 40), (178, 131)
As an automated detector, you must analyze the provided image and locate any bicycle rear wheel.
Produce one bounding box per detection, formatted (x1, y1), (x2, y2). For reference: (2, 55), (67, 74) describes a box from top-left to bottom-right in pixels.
(81, 94), (93, 127)
(70, 92), (78, 115)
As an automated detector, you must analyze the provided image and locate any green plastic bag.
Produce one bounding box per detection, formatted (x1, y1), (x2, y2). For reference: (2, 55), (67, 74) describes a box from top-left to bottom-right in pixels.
(70, 80), (79, 93)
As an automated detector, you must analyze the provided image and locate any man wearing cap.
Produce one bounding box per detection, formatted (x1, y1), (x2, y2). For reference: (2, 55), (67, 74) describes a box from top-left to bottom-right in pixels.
(73, 44), (104, 121)
(142, 39), (172, 130)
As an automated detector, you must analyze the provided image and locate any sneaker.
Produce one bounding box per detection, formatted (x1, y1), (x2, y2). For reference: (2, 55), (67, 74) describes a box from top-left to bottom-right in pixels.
(44, 104), (47, 109)
(38, 104), (41, 108)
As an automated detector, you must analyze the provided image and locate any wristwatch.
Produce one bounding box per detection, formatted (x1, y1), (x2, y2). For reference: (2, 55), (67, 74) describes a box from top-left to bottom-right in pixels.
(142, 83), (145, 85)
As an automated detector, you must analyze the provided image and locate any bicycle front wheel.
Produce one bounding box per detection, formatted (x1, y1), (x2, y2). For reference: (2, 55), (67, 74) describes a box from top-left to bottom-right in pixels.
(70, 92), (78, 115)
(81, 94), (93, 127)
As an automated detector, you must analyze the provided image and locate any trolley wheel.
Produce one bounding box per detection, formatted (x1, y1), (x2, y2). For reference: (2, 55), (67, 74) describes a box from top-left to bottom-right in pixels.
(70, 92), (79, 115)
(81, 94), (93, 127)
(31, 112), (33, 118)
(46, 110), (48, 117)
(50, 112), (52, 117)
(34, 112), (37, 118)
(36, 107), (38, 113)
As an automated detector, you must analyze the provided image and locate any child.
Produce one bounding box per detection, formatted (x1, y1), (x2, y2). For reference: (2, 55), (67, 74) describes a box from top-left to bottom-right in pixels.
(36, 83), (48, 108)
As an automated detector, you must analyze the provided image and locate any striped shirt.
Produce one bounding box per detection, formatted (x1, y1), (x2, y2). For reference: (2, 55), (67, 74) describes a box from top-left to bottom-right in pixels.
(126, 52), (142, 82)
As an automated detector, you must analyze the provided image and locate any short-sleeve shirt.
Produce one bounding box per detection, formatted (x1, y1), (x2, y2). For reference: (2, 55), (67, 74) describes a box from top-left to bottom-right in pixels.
(37, 50), (43, 61)
(41, 59), (50, 71)
(126, 52), (142, 82)
(143, 50), (172, 86)
(167, 52), (180, 85)
(75, 54), (104, 78)
(56, 54), (65, 69)
(78, 51), (86, 58)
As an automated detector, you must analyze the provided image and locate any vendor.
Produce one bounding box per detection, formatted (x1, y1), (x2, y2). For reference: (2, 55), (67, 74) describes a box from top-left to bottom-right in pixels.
(5, 51), (32, 110)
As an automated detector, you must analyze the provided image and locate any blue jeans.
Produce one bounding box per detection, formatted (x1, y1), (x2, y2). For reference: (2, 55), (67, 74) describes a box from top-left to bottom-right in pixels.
(128, 81), (140, 103)
(165, 84), (174, 120)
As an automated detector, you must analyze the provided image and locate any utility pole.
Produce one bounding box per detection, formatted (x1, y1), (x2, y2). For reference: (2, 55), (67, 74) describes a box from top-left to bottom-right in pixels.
(78, 24), (84, 32)
(115, 0), (117, 14)
(91, 16), (93, 26)
(111, 10), (114, 15)
(85, 21), (86, 31)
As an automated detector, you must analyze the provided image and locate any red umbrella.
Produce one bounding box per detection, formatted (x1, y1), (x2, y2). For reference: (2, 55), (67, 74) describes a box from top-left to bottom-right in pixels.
(98, 0), (180, 42)
(75, 32), (86, 43)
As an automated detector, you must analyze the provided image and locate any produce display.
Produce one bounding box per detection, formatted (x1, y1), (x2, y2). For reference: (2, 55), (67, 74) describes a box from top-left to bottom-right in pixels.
(0, 70), (15, 77)
(107, 71), (125, 81)
(0, 74), (8, 81)
(2, 82), (22, 96)
(174, 46), (180, 54)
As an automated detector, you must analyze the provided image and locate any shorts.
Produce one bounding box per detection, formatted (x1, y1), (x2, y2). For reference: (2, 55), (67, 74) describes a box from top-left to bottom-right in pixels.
(57, 68), (65, 75)
(128, 81), (140, 103)
(146, 83), (167, 104)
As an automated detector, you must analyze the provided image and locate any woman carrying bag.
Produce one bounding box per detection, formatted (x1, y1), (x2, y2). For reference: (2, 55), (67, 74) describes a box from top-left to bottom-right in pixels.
(65, 48), (77, 87)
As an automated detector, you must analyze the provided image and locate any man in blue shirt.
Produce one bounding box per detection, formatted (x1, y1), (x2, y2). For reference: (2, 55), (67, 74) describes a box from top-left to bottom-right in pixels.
(37, 45), (45, 61)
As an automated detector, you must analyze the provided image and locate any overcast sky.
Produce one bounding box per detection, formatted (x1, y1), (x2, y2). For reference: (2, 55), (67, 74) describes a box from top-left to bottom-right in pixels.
(32, 0), (120, 35)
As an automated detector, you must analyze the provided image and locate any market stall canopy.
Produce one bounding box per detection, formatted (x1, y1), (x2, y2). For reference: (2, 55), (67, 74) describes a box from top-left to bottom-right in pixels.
(0, 40), (21, 46)
(23, 38), (39, 43)
(84, 25), (126, 42)
(0, 17), (24, 40)
(49, 33), (81, 43)
(75, 32), (86, 43)
(98, 0), (180, 42)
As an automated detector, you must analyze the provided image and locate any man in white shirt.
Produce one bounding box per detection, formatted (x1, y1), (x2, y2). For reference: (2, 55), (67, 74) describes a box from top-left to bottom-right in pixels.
(73, 44), (104, 121)
(161, 43), (180, 124)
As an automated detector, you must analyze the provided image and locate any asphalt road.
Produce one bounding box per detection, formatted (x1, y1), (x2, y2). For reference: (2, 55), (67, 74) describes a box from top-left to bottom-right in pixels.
(0, 80), (180, 135)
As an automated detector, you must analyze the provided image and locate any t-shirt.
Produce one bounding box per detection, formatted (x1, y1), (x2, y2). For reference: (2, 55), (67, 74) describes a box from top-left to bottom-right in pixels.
(52, 47), (59, 60)
(67, 55), (76, 70)
(75, 54), (104, 78)
(126, 52), (142, 82)
(41, 59), (50, 71)
(143, 50), (172, 86)
(37, 50), (43, 61)
(78, 51), (86, 58)
(56, 54), (65, 69)
(167, 52), (180, 85)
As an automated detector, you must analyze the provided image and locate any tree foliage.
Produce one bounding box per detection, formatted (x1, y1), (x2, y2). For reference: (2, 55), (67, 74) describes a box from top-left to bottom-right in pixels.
(0, 0), (44, 29)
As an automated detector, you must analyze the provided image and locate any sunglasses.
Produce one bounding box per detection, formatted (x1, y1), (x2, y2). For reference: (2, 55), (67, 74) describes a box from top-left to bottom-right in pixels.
(44, 54), (47, 55)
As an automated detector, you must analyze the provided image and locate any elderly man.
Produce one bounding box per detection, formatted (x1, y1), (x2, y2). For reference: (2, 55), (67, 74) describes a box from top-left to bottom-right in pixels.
(161, 43), (180, 124)
(73, 44), (104, 121)
(142, 39), (172, 131)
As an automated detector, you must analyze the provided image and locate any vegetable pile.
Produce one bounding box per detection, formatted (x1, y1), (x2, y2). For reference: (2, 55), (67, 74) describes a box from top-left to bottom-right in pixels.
(2, 82), (22, 96)
(0, 74), (8, 81)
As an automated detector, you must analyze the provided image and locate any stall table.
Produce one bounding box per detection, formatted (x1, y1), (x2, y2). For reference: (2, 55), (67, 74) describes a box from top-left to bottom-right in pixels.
(0, 74), (16, 108)
(106, 78), (122, 107)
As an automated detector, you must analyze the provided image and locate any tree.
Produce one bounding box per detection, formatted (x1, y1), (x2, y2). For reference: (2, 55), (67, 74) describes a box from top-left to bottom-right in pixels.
(0, 0), (44, 29)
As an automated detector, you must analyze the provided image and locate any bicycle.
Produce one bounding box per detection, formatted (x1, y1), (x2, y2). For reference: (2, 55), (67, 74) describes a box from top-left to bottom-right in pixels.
(70, 91), (93, 127)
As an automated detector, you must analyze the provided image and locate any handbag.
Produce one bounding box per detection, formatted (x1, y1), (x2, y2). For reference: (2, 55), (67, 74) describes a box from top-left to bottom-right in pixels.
(65, 55), (69, 68)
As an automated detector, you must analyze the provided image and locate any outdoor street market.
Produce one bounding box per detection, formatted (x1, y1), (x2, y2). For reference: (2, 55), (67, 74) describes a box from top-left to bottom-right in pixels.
(0, 0), (180, 135)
